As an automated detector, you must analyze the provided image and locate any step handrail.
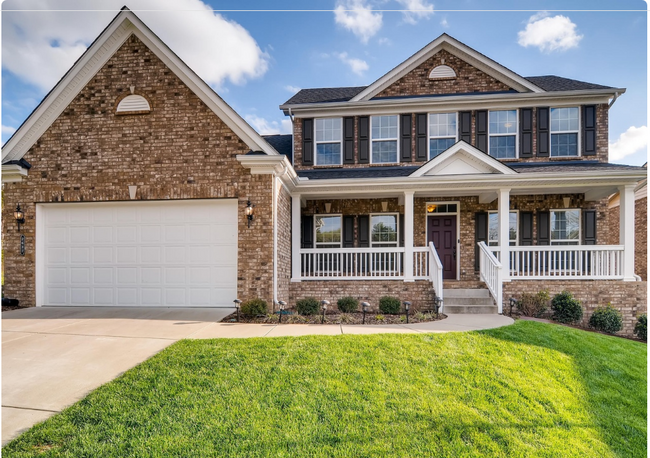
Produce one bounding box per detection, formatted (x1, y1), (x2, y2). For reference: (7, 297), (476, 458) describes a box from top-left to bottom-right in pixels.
(428, 242), (444, 313)
(478, 241), (503, 314)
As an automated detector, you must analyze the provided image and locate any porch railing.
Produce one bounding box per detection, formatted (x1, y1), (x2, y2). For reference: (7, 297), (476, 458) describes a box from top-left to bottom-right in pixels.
(478, 241), (503, 314)
(300, 247), (404, 279)
(413, 247), (429, 279)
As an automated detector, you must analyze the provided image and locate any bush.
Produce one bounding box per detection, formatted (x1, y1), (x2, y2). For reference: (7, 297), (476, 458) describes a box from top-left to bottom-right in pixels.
(551, 291), (583, 324)
(634, 314), (647, 341)
(378, 296), (401, 314)
(241, 298), (268, 316)
(295, 297), (320, 316)
(516, 289), (550, 317)
(589, 304), (623, 334)
(337, 296), (359, 313)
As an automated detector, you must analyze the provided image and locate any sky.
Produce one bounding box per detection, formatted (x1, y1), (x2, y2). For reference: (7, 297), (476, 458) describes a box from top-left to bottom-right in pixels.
(2, 0), (648, 166)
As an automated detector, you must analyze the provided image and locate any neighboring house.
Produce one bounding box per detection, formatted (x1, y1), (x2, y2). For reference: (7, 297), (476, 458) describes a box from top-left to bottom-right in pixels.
(1, 9), (646, 332)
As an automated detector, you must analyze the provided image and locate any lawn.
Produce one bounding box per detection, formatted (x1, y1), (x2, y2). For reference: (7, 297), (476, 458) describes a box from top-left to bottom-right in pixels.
(3, 321), (646, 457)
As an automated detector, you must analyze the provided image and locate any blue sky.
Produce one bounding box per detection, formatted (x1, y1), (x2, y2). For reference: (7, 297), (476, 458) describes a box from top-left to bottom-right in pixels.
(2, 0), (647, 165)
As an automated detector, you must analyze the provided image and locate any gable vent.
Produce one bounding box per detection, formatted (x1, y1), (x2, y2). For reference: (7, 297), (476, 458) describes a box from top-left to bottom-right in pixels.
(116, 95), (151, 113)
(429, 65), (456, 79)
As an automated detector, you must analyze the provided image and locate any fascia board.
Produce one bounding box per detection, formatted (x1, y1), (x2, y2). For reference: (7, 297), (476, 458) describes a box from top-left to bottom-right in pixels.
(237, 155), (299, 190)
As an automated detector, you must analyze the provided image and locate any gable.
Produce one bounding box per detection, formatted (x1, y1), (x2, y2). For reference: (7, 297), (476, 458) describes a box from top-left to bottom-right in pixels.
(411, 141), (517, 177)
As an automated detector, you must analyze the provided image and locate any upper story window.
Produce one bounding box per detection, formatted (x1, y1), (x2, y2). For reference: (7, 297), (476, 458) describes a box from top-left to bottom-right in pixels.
(429, 112), (457, 159)
(488, 211), (518, 246)
(371, 214), (398, 246)
(315, 118), (342, 165)
(315, 215), (342, 247)
(488, 110), (517, 159)
(550, 209), (580, 245)
(371, 115), (398, 164)
(551, 107), (579, 157)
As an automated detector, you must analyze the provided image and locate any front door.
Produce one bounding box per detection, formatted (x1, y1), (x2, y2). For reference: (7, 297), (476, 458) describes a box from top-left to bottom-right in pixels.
(428, 215), (457, 279)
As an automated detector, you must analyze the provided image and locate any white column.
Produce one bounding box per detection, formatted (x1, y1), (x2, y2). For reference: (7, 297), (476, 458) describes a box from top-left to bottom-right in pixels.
(291, 194), (302, 282)
(619, 184), (636, 281)
(403, 191), (415, 282)
(498, 188), (510, 281)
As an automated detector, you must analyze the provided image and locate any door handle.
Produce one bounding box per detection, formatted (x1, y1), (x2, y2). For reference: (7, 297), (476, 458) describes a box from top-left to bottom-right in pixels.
(453, 246), (457, 260)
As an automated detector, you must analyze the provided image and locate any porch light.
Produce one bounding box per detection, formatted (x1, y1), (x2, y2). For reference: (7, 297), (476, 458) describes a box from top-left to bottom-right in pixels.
(14, 204), (25, 232)
(403, 301), (411, 323)
(427, 204), (437, 213)
(278, 300), (287, 323)
(325, 202), (332, 213)
(321, 300), (329, 324)
(433, 296), (443, 318)
(245, 201), (255, 227)
(233, 299), (242, 322)
(361, 301), (370, 324)
(509, 297), (518, 317)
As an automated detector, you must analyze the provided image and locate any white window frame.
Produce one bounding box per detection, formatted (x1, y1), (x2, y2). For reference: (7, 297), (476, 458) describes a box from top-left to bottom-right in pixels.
(488, 110), (518, 159)
(314, 214), (343, 248)
(314, 118), (343, 166)
(369, 213), (399, 247)
(549, 209), (581, 245)
(550, 107), (581, 158)
(487, 210), (519, 246)
(428, 112), (458, 159)
(370, 115), (399, 164)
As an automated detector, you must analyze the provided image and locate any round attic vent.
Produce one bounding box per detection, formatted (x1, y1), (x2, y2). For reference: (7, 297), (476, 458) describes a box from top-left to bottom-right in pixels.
(429, 65), (456, 79)
(116, 94), (151, 114)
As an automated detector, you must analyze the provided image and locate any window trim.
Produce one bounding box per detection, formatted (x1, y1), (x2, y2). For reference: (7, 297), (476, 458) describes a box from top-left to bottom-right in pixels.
(488, 109), (519, 159)
(550, 106), (581, 158)
(370, 115), (400, 165)
(428, 112), (458, 160)
(314, 214), (343, 248)
(549, 209), (581, 245)
(369, 212), (399, 247)
(487, 210), (519, 246)
(314, 118), (343, 166)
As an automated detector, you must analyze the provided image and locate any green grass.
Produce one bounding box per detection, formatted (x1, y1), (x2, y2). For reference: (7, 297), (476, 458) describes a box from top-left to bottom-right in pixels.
(3, 321), (646, 457)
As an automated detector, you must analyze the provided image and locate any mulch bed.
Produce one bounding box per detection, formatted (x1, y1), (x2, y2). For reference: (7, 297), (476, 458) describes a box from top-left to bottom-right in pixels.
(2, 305), (26, 313)
(222, 310), (446, 325)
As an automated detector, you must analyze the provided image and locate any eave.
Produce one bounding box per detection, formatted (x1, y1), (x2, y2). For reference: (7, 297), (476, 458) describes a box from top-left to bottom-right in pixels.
(2, 164), (29, 183)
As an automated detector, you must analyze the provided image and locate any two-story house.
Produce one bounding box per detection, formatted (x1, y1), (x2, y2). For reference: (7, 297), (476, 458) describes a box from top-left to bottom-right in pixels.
(2, 9), (645, 332)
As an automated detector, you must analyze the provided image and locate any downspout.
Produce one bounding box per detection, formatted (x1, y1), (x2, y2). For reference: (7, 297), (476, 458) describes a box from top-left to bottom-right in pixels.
(608, 92), (620, 108)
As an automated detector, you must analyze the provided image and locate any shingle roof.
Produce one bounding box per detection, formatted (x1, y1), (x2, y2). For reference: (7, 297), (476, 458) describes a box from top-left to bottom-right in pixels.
(524, 76), (614, 91)
(298, 166), (419, 180)
(509, 161), (644, 174)
(262, 134), (293, 163)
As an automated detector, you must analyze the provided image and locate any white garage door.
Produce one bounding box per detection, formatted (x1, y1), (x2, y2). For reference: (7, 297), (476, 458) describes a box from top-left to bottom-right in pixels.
(37, 200), (238, 307)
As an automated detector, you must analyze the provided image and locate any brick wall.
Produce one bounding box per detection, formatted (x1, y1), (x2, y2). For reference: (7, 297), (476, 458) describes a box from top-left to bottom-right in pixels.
(276, 182), (293, 304)
(503, 280), (647, 336)
(2, 34), (276, 307)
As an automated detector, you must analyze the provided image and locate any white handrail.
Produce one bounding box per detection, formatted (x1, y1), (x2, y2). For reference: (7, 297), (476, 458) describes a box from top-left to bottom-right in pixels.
(428, 242), (444, 312)
(300, 247), (404, 280)
(478, 241), (503, 314)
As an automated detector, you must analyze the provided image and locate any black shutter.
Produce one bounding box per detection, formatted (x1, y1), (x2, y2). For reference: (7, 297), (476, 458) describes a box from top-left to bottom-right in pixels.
(400, 114), (412, 162)
(343, 117), (355, 164)
(302, 118), (314, 165)
(476, 110), (488, 153)
(358, 215), (370, 247)
(358, 116), (370, 164)
(537, 211), (550, 245)
(520, 108), (533, 158)
(415, 113), (428, 161)
(399, 214), (404, 247)
(475, 212), (488, 271)
(583, 105), (597, 156)
(343, 215), (355, 247)
(520, 212), (533, 245)
(459, 111), (471, 144)
(301, 215), (313, 248)
(583, 210), (597, 245)
(537, 107), (549, 157)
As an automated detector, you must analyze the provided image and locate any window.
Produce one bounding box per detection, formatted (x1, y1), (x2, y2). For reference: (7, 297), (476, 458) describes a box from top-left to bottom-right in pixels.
(371, 115), (398, 163)
(370, 214), (398, 246)
(551, 107), (579, 157)
(550, 210), (580, 245)
(426, 203), (458, 214)
(315, 215), (342, 247)
(489, 110), (517, 159)
(429, 113), (457, 159)
(315, 118), (342, 165)
(488, 212), (518, 246)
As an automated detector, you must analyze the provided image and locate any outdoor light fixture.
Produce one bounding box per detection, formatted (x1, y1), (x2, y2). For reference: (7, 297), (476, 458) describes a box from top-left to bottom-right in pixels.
(321, 300), (329, 324)
(233, 299), (242, 322)
(509, 297), (518, 317)
(14, 204), (25, 232)
(433, 296), (443, 318)
(245, 201), (255, 228)
(361, 301), (370, 324)
(403, 301), (411, 324)
(427, 204), (437, 213)
(278, 300), (287, 324)
(324, 202), (331, 213)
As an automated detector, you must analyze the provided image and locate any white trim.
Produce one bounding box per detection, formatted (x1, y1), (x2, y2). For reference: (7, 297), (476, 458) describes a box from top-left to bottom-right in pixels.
(1, 164), (29, 183)
(550, 106), (581, 158)
(425, 200), (461, 280)
(370, 115), (400, 165)
(428, 112), (458, 160)
(291, 195), (302, 282)
(36, 204), (45, 307)
(369, 213), (399, 247)
(488, 109), (519, 160)
(314, 117), (343, 166)
(549, 208), (581, 245)
(411, 141), (517, 177)
(314, 214), (343, 248)
(619, 184), (636, 280)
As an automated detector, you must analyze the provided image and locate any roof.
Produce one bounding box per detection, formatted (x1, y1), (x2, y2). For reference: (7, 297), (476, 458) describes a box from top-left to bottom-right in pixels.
(298, 166), (419, 180)
(524, 76), (614, 92)
(283, 87), (366, 105)
(262, 134), (292, 163)
(509, 161), (644, 173)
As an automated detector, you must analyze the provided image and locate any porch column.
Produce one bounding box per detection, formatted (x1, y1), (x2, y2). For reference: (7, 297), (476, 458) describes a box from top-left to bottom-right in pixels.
(619, 184), (636, 281)
(291, 194), (302, 282)
(498, 188), (510, 280)
(403, 191), (415, 282)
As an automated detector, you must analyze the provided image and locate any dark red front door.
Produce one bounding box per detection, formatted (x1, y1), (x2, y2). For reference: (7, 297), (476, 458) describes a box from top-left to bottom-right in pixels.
(428, 215), (457, 279)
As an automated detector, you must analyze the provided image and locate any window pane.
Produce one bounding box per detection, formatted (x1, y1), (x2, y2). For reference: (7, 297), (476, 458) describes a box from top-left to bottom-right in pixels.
(489, 136), (516, 159)
(315, 118), (341, 142)
(371, 215), (397, 243)
(551, 107), (579, 132)
(509, 212), (517, 241)
(430, 138), (456, 158)
(372, 116), (398, 139)
(551, 210), (579, 241)
(316, 216), (341, 244)
(551, 133), (578, 157)
(429, 113), (456, 137)
(316, 143), (341, 165)
(489, 110), (517, 134)
(372, 141), (397, 163)
(488, 212), (517, 242)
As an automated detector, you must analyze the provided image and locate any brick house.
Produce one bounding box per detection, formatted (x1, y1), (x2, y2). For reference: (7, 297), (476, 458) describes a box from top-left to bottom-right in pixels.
(2, 9), (646, 333)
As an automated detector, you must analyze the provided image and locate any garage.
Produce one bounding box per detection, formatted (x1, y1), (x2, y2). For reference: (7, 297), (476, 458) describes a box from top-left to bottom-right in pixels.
(36, 200), (238, 307)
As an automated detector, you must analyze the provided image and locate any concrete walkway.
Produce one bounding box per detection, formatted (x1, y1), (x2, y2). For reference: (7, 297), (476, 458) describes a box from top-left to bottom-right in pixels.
(2, 306), (513, 445)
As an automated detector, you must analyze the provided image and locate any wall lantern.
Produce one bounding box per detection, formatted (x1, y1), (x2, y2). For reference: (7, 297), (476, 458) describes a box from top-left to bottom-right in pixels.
(245, 201), (255, 228)
(14, 204), (25, 232)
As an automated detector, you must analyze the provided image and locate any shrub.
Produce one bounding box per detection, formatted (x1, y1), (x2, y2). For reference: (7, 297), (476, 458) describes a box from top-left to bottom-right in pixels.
(634, 314), (647, 341)
(295, 297), (320, 316)
(551, 291), (583, 324)
(516, 289), (550, 317)
(589, 304), (623, 334)
(378, 296), (401, 314)
(241, 298), (268, 316)
(337, 296), (359, 313)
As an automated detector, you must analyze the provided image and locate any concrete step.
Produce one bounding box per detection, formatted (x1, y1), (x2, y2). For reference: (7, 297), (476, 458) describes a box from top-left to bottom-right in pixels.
(444, 296), (495, 306)
(443, 288), (490, 298)
(444, 305), (498, 314)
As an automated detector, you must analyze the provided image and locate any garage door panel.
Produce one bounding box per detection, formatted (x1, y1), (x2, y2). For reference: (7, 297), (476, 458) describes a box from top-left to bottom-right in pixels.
(165, 289), (186, 305)
(117, 288), (138, 305)
(141, 226), (161, 243)
(116, 207), (137, 222)
(141, 268), (161, 284)
(212, 266), (236, 286)
(116, 247), (137, 264)
(164, 247), (186, 263)
(141, 289), (162, 305)
(93, 247), (113, 264)
(93, 268), (113, 283)
(71, 288), (90, 305)
(117, 268), (138, 284)
(47, 248), (67, 264)
(94, 288), (113, 305)
(165, 267), (186, 284)
(116, 226), (137, 242)
(141, 246), (161, 263)
(93, 227), (113, 243)
(70, 227), (90, 244)
(165, 226), (186, 242)
(70, 268), (90, 284)
(47, 268), (67, 284)
(70, 247), (90, 263)
(47, 288), (67, 305)
(190, 288), (211, 305)
(47, 227), (67, 244)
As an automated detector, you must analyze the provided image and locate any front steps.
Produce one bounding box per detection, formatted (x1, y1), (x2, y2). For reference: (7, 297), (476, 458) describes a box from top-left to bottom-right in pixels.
(443, 288), (498, 314)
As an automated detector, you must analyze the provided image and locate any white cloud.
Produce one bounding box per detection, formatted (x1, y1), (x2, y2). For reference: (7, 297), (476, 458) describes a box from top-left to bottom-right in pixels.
(609, 126), (648, 161)
(518, 14), (583, 52)
(440, 18), (449, 28)
(395, 0), (434, 24)
(334, 0), (383, 43)
(2, 125), (17, 135)
(337, 52), (369, 76)
(284, 85), (301, 94)
(2, 0), (269, 92)
(245, 115), (292, 135)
